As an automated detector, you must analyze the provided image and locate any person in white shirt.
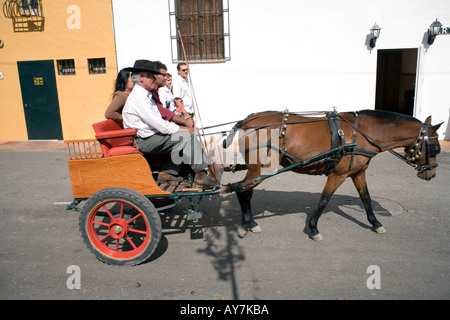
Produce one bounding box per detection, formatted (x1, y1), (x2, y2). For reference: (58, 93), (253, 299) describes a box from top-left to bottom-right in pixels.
(122, 60), (219, 189)
(172, 62), (194, 118)
(158, 73), (176, 112)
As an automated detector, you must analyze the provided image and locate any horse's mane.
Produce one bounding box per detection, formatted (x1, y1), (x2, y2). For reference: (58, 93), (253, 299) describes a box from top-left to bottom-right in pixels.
(357, 109), (421, 123)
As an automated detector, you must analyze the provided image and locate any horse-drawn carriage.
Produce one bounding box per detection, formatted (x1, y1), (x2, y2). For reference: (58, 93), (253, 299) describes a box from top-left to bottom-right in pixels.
(65, 109), (442, 266)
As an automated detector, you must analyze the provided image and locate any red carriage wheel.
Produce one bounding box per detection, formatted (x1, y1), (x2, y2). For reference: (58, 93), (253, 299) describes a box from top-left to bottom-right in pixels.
(79, 187), (162, 266)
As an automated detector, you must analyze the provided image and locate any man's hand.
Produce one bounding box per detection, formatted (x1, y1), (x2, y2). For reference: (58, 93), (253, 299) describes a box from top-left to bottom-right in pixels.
(172, 115), (194, 127)
(184, 117), (194, 127)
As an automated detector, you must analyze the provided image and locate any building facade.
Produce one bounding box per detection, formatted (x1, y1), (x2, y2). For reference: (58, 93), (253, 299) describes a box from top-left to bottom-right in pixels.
(113, 0), (450, 139)
(1, 0), (449, 140)
(0, 0), (117, 140)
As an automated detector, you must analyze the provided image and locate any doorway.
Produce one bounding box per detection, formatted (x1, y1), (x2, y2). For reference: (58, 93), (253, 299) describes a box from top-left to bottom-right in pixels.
(17, 60), (63, 140)
(375, 48), (419, 116)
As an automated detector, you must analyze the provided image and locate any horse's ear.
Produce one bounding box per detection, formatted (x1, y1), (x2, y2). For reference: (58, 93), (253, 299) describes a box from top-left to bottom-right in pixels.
(425, 116), (432, 124)
(433, 122), (444, 131)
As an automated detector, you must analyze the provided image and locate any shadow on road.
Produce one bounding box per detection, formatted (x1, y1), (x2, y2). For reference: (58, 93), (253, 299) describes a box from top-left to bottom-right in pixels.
(150, 189), (394, 299)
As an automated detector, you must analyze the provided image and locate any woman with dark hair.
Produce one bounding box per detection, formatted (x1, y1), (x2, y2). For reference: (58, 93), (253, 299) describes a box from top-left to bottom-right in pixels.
(104, 68), (134, 126)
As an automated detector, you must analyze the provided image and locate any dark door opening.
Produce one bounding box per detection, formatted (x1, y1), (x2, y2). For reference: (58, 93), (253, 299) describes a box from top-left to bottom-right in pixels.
(17, 60), (63, 140)
(375, 48), (418, 116)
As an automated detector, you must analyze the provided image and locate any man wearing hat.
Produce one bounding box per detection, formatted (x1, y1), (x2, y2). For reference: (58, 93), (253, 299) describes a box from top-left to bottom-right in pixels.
(122, 59), (219, 189)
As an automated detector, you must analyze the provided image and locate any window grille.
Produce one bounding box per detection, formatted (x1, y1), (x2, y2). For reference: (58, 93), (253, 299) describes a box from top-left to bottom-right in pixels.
(88, 58), (107, 74)
(57, 59), (76, 75)
(2, 0), (44, 31)
(19, 0), (41, 16)
(169, 0), (230, 63)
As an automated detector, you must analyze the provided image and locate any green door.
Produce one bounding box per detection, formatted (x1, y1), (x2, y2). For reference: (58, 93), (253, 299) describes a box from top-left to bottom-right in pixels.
(17, 60), (63, 140)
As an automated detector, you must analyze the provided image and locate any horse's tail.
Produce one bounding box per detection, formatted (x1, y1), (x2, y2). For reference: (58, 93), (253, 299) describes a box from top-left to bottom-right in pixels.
(223, 119), (244, 149)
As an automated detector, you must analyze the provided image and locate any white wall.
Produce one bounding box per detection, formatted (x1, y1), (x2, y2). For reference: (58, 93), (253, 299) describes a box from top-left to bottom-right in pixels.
(112, 0), (450, 138)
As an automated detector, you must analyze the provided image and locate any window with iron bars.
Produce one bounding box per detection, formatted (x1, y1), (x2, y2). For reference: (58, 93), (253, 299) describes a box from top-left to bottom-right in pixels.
(19, 0), (41, 16)
(57, 59), (76, 75)
(88, 58), (107, 74)
(2, 0), (42, 17)
(169, 0), (230, 63)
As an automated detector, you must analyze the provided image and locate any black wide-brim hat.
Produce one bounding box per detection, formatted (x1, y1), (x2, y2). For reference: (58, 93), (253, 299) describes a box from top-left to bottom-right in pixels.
(125, 59), (162, 74)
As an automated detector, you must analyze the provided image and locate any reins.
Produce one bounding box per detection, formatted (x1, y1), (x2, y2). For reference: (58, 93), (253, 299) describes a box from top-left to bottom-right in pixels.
(202, 111), (327, 137)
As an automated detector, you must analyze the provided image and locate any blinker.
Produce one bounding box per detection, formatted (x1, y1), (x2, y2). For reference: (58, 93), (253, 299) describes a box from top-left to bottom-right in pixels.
(429, 142), (441, 156)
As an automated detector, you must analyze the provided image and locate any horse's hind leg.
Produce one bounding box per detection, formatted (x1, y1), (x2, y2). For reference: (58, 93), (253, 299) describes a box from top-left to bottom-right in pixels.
(236, 189), (261, 237)
(351, 171), (386, 234)
(308, 174), (347, 241)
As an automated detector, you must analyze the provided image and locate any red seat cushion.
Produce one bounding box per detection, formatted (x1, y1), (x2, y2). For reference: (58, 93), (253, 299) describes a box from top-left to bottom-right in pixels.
(107, 146), (140, 157)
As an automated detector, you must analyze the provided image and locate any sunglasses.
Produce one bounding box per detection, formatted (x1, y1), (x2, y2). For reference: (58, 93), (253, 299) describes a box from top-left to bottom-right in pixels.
(181, 68), (189, 72)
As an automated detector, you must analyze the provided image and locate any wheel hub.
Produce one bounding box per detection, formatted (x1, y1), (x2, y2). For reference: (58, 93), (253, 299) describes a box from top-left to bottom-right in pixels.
(109, 219), (129, 239)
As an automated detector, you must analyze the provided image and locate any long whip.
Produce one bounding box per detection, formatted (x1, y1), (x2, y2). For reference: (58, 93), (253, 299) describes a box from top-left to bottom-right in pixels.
(176, 26), (208, 151)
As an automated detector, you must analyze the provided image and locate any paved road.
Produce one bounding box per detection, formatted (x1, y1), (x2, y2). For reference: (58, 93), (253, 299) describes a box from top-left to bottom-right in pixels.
(0, 141), (449, 303)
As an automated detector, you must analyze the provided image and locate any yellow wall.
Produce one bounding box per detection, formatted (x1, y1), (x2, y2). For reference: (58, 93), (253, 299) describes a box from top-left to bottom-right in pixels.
(0, 0), (118, 140)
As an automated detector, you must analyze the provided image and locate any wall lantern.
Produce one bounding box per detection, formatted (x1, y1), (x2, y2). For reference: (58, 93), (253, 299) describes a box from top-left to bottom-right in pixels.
(427, 19), (442, 45)
(370, 23), (381, 48)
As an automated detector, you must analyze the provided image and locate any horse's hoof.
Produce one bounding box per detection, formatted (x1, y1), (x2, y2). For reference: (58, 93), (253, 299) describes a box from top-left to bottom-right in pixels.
(250, 225), (262, 233)
(237, 226), (248, 238)
(237, 224), (261, 237)
(310, 233), (323, 241)
(375, 226), (386, 234)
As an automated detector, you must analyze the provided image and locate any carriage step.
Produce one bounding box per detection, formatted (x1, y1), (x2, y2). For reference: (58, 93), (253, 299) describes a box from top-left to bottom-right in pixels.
(157, 180), (189, 192)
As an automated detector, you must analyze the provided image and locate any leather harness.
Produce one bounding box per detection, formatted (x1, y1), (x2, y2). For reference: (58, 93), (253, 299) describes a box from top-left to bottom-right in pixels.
(225, 110), (439, 176)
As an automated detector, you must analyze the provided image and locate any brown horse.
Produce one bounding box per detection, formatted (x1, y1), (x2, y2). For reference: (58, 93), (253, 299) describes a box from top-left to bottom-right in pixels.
(222, 109), (442, 241)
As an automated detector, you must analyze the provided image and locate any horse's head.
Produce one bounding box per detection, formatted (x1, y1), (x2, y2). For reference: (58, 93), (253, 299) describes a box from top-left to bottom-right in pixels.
(405, 116), (443, 181)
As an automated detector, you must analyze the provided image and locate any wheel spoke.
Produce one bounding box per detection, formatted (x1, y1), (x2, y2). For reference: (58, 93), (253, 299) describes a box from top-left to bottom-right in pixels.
(99, 233), (110, 242)
(103, 205), (115, 220)
(119, 203), (124, 219)
(129, 228), (149, 235)
(93, 220), (110, 227)
(127, 213), (142, 224)
(115, 239), (119, 251)
(125, 236), (137, 249)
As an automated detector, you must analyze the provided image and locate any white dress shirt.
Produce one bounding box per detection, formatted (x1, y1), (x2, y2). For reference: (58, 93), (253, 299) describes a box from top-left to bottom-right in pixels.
(123, 84), (179, 138)
(172, 74), (194, 114)
(158, 86), (175, 112)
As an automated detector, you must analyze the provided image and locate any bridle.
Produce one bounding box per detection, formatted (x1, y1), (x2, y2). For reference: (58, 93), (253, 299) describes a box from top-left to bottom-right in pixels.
(404, 124), (441, 173)
(338, 114), (441, 174)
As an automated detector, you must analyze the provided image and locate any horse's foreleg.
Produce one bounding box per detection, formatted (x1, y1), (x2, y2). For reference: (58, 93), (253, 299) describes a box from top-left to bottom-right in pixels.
(308, 174), (347, 241)
(351, 171), (386, 234)
(236, 189), (261, 237)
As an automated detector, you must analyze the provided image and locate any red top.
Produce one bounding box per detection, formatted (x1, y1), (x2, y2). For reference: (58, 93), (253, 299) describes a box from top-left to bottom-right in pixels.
(151, 89), (175, 121)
